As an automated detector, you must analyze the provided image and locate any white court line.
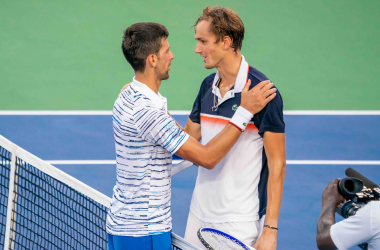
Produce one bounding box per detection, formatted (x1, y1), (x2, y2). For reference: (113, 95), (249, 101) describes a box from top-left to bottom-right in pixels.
(0, 110), (380, 115)
(287, 160), (380, 165)
(45, 160), (380, 165)
(47, 160), (184, 165)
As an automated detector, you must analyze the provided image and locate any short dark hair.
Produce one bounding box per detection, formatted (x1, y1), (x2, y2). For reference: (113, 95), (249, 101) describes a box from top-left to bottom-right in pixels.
(122, 23), (169, 72)
(195, 6), (244, 51)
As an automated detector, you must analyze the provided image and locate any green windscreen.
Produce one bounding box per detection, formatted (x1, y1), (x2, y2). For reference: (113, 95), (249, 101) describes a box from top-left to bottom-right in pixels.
(1, 0), (379, 110)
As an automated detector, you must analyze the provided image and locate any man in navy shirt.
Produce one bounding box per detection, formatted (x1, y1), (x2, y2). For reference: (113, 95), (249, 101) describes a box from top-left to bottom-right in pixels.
(183, 6), (286, 250)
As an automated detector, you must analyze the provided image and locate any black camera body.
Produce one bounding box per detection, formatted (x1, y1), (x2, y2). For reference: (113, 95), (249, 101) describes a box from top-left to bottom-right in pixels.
(336, 178), (380, 218)
(334, 168), (380, 250)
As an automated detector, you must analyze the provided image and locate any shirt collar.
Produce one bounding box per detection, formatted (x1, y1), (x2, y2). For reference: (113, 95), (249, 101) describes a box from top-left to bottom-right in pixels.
(131, 77), (168, 111)
(212, 55), (249, 94)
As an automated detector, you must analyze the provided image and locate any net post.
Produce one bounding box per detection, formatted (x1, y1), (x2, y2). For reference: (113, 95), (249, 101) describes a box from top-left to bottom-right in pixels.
(3, 144), (17, 250)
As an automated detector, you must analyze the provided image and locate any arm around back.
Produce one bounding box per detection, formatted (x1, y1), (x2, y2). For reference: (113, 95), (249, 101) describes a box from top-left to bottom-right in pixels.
(175, 122), (242, 169)
(176, 79), (277, 169)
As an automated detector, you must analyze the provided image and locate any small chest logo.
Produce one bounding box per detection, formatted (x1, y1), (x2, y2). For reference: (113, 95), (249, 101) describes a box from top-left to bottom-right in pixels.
(232, 104), (238, 111)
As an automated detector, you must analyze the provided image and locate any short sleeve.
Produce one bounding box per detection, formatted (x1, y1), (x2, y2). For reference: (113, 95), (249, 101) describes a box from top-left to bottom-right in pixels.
(253, 89), (285, 137)
(330, 203), (373, 250)
(189, 80), (205, 124)
(133, 105), (189, 154)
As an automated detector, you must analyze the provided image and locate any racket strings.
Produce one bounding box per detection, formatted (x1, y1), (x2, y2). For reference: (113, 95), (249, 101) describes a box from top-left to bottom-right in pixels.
(202, 231), (248, 250)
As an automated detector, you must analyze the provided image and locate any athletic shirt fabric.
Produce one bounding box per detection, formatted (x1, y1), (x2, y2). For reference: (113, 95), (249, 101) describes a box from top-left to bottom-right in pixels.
(331, 201), (380, 250)
(106, 78), (189, 236)
(189, 55), (285, 223)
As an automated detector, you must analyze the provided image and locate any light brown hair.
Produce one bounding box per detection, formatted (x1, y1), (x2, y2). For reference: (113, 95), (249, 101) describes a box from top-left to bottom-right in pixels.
(195, 6), (245, 51)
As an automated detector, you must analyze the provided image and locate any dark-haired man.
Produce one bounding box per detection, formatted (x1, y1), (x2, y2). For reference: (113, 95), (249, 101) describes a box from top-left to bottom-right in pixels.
(183, 6), (286, 250)
(106, 22), (276, 250)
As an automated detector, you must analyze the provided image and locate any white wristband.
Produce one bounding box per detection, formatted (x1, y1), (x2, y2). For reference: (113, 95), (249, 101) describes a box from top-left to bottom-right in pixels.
(229, 106), (254, 131)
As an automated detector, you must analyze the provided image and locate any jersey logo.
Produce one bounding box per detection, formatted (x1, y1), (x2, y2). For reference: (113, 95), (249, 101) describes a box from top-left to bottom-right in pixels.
(232, 104), (238, 111)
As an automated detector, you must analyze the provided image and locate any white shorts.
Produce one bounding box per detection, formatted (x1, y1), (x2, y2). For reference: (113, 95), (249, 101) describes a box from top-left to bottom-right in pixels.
(184, 211), (265, 249)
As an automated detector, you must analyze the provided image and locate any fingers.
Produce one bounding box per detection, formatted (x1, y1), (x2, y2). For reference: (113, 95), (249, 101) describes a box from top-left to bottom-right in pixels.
(243, 79), (251, 92)
(120, 82), (132, 93)
(263, 88), (277, 98)
(333, 178), (341, 184)
(255, 80), (271, 90)
(260, 81), (274, 92)
(265, 93), (277, 102)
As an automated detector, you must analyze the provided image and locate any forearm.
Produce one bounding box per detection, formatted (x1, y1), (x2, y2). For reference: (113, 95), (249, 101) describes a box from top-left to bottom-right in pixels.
(179, 123), (242, 169)
(265, 160), (286, 227)
(262, 132), (286, 227)
(183, 118), (201, 141)
(316, 201), (337, 249)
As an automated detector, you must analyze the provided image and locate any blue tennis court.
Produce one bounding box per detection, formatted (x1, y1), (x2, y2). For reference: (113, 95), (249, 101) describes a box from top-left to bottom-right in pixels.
(1, 113), (379, 249)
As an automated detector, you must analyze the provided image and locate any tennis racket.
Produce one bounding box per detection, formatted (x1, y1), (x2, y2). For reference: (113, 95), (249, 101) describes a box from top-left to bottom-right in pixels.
(171, 160), (193, 176)
(197, 227), (256, 250)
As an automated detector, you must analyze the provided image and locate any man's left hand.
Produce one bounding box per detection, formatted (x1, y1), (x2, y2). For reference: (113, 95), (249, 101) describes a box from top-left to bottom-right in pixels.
(322, 178), (345, 206)
(253, 228), (277, 250)
(120, 82), (132, 93)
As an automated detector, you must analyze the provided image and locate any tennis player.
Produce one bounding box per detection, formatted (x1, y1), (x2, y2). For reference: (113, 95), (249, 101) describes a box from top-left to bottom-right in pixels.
(183, 7), (286, 250)
(106, 22), (276, 250)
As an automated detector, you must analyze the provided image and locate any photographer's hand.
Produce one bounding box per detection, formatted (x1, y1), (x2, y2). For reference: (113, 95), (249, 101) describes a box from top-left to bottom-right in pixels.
(322, 179), (345, 206)
(316, 179), (345, 250)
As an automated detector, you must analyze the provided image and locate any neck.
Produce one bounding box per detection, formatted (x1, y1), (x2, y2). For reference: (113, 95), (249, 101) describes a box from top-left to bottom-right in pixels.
(135, 71), (161, 94)
(216, 51), (242, 84)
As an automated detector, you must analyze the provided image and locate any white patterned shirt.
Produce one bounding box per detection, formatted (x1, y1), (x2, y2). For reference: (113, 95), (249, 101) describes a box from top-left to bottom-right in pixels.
(106, 78), (189, 236)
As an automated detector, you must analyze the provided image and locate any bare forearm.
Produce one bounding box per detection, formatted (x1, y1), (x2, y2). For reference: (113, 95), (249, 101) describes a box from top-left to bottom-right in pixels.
(182, 124), (242, 168)
(266, 161), (286, 227)
(316, 201), (337, 249)
(183, 118), (201, 141)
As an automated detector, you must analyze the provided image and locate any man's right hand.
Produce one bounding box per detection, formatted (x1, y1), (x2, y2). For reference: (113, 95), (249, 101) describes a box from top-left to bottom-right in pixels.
(240, 80), (277, 115)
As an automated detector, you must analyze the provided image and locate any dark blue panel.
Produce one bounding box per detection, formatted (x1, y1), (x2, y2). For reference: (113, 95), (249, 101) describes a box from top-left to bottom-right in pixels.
(0, 115), (114, 160)
(1, 115), (379, 161)
(285, 115), (380, 160)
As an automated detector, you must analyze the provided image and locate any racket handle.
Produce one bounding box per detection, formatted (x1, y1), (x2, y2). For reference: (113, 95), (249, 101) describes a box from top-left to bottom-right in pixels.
(171, 160), (193, 176)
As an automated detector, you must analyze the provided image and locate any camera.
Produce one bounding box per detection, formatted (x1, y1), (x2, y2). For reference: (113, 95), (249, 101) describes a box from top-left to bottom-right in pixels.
(336, 169), (380, 219)
(334, 168), (380, 250)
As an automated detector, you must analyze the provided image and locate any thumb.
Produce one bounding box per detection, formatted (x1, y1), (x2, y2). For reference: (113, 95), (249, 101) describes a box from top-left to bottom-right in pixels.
(243, 79), (251, 92)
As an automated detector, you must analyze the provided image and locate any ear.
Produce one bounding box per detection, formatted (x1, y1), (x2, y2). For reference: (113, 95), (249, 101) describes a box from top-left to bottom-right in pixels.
(222, 36), (233, 50)
(146, 54), (158, 68)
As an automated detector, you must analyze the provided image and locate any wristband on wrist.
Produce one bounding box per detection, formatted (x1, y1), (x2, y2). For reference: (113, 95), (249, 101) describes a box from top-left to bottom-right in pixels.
(264, 225), (278, 230)
(229, 106), (253, 132)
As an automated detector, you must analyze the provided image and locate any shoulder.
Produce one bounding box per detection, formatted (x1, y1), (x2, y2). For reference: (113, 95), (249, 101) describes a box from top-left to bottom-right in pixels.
(370, 201), (380, 219)
(247, 65), (270, 87)
(201, 72), (216, 89)
(117, 85), (154, 114)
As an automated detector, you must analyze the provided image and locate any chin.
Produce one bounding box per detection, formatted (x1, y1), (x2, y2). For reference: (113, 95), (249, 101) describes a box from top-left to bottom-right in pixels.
(160, 73), (170, 80)
(204, 63), (216, 69)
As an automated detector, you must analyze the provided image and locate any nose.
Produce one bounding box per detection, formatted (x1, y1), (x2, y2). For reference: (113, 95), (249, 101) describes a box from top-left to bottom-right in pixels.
(170, 51), (174, 60)
(194, 43), (201, 54)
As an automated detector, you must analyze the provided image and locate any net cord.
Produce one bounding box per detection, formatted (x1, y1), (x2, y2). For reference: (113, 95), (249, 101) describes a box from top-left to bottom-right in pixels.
(0, 134), (197, 249)
(0, 135), (111, 208)
(3, 143), (17, 250)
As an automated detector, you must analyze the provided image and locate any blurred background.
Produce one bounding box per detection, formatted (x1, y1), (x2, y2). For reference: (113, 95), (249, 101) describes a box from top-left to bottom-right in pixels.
(1, 0), (380, 110)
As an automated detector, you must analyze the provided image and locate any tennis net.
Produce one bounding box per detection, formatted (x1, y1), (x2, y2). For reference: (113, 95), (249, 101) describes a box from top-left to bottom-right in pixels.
(0, 135), (200, 250)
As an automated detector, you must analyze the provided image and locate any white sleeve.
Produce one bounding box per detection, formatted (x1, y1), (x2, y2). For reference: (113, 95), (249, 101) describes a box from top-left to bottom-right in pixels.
(330, 203), (373, 250)
(133, 105), (189, 154)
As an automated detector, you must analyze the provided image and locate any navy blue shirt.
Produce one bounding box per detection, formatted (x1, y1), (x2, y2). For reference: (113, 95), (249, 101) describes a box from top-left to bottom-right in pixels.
(188, 63), (285, 219)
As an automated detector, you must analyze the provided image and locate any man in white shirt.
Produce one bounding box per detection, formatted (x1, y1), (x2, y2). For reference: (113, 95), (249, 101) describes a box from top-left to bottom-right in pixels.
(317, 179), (380, 250)
(106, 22), (276, 250)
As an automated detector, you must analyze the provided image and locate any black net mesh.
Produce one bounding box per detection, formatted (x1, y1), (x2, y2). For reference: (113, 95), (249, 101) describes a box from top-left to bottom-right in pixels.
(0, 146), (11, 248)
(9, 158), (108, 250)
(0, 144), (193, 250)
